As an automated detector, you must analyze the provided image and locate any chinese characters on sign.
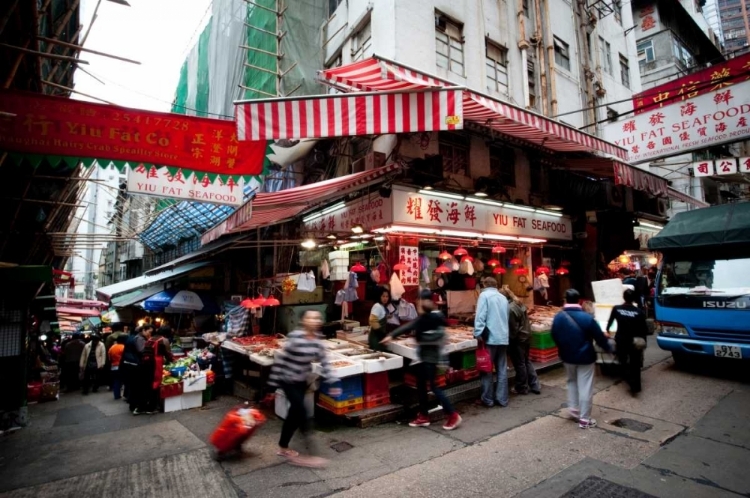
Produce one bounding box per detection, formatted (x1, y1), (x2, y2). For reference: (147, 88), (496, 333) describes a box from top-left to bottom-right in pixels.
(740, 157), (750, 174)
(399, 246), (420, 286)
(693, 161), (714, 177)
(303, 196), (393, 235)
(693, 159), (746, 177)
(632, 52), (750, 114)
(603, 79), (750, 164)
(0, 91), (265, 175)
(126, 165), (245, 206)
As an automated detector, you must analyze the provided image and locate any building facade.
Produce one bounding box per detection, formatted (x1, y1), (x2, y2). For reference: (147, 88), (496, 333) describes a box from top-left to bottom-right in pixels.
(719, 0), (750, 53)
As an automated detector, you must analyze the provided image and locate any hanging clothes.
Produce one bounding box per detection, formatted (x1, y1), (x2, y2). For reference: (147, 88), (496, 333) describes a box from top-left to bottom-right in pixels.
(225, 306), (250, 336)
(320, 259), (330, 279)
(459, 259), (475, 275)
(343, 272), (359, 302)
(377, 262), (390, 285)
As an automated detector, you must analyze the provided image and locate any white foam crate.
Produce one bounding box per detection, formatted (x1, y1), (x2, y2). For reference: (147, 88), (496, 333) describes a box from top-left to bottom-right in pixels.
(386, 340), (419, 361)
(355, 352), (403, 373)
(182, 373), (207, 393)
(312, 358), (364, 378)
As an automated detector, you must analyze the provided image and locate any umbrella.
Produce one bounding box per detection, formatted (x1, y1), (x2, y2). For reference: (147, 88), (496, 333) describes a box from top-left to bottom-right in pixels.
(143, 290), (220, 314)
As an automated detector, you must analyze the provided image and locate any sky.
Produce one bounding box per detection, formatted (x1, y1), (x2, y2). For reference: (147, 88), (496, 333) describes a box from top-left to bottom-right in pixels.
(74, 0), (213, 112)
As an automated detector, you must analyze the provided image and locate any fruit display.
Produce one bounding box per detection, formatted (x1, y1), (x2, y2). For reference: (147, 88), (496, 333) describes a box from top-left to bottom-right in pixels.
(231, 335), (280, 353)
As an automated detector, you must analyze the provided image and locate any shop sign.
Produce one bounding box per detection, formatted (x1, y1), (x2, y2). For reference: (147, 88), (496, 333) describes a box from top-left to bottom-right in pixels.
(0, 91), (266, 175)
(398, 246), (420, 286)
(127, 165), (245, 207)
(603, 79), (750, 164)
(391, 189), (572, 241)
(632, 53), (750, 115)
(693, 158), (748, 177)
(303, 195), (393, 234)
(635, 5), (660, 35)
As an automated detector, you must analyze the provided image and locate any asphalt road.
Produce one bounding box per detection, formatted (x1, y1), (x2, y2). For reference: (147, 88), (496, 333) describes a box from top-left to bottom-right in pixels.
(1, 337), (748, 498)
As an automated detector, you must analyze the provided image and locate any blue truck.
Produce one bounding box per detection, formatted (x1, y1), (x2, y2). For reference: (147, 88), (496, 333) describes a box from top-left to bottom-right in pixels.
(647, 202), (750, 365)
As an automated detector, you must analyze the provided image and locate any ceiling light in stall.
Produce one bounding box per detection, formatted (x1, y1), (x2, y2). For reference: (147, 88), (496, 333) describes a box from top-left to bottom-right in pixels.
(648, 256), (658, 265)
(301, 239), (317, 249)
(326, 234), (337, 240)
(514, 266), (528, 275)
(491, 245), (507, 254)
(435, 265), (452, 274)
(487, 259), (500, 267)
(556, 267), (569, 275)
(453, 246), (468, 256)
(351, 224), (365, 234)
(493, 267), (507, 275)
(619, 254), (631, 264)
(461, 255), (474, 263)
(439, 250), (452, 260)
(509, 257), (521, 265)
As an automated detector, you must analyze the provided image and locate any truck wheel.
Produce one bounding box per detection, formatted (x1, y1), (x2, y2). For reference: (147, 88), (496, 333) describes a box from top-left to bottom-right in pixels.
(671, 352), (689, 368)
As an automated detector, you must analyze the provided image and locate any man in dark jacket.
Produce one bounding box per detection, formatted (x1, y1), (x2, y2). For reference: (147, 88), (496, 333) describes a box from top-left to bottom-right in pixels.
(551, 289), (612, 429)
(606, 289), (648, 394)
(62, 334), (85, 392)
(501, 288), (540, 395)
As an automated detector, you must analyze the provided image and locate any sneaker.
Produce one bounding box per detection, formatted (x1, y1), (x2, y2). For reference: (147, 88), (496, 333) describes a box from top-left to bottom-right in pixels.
(132, 408), (142, 416)
(579, 418), (597, 429)
(442, 413), (462, 431)
(568, 408), (580, 421)
(408, 414), (431, 427)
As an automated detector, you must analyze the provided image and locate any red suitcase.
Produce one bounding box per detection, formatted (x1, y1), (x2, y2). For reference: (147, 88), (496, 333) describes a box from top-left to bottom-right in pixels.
(209, 405), (266, 458)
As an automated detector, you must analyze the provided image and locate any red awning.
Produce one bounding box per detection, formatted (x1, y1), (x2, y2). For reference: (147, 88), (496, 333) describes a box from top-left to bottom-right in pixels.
(612, 161), (669, 197)
(201, 164), (400, 245)
(56, 298), (109, 309)
(56, 307), (102, 317)
(666, 187), (709, 208)
(318, 57), (628, 160)
(236, 89), (463, 141)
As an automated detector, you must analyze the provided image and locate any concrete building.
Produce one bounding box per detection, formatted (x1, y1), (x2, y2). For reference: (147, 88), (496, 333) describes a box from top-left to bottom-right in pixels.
(702, 0), (725, 44)
(718, 0), (750, 53)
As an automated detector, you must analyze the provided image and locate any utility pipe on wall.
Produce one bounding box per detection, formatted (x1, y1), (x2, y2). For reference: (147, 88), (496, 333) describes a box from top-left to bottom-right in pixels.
(542, 0), (558, 116)
(533, 0), (548, 114)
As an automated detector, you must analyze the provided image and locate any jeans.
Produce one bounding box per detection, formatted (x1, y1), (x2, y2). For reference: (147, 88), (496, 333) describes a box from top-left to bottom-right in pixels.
(617, 346), (643, 394)
(564, 363), (596, 421)
(279, 382), (313, 451)
(480, 345), (509, 406)
(111, 367), (122, 400)
(507, 340), (540, 393)
(416, 362), (455, 416)
(81, 367), (100, 394)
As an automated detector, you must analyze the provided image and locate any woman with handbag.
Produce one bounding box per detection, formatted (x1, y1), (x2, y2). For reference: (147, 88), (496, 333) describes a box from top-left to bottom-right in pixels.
(606, 289), (649, 395)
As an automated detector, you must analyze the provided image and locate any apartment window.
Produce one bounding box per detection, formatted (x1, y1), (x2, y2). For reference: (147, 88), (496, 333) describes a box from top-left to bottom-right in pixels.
(599, 36), (612, 75)
(328, 0), (343, 17)
(637, 40), (655, 67)
(528, 61), (537, 108)
(351, 21), (372, 61)
(619, 54), (631, 88)
(553, 37), (571, 71)
(439, 132), (469, 176)
(490, 146), (516, 188)
(486, 41), (509, 94)
(672, 39), (693, 68)
(613, 1), (622, 25)
(435, 13), (465, 76)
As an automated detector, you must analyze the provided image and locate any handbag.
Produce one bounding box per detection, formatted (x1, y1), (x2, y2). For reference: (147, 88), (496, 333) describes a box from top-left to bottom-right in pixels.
(476, 341), (493, 373)
(632, 337), (647, 350)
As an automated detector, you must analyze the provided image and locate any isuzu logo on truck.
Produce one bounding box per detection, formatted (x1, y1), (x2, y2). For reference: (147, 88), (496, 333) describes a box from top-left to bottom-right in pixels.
(702, 301), (748, 309)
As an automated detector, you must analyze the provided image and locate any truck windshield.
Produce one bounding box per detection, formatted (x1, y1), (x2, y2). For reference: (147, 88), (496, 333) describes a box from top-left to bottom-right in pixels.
(660, 257), (750, 296)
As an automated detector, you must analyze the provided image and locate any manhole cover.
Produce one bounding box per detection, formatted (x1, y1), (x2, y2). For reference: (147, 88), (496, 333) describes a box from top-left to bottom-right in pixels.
(610, 418), (653, 433)
(330, 441), (353, 452)
(560, 476), (657, 498)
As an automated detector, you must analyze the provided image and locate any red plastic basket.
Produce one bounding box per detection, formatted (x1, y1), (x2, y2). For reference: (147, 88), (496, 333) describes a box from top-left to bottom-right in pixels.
(363, 372), (389, 396)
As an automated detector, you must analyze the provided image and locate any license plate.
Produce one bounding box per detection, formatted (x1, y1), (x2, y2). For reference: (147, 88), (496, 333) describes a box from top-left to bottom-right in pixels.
(713, 344), (742, 359)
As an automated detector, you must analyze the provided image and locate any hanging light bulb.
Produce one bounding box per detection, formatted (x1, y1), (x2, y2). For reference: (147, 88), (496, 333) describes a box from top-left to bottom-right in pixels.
(556, 267), (569, 275)
(491, 245), (507, 254)
(509, 257), (521, 265)
(514, 266), (528, 275)
(434, 265), (452, 274)
(487, 258), (500, 267)
(351, 262), (366, 272)
(618, 254), (631, 264)
(648, 256), (658, 265)
(536, 265), (551, 275)
(264, 295), (280, 306)
(461, 255), (474, 263)
(253, 296), (267, 306)
(493, 267), (507, 275)
(393, 263), (407, 271)
(438, 250), (452, 260)
(301, 238), (317, 249)
(240, 298), (259, 309)
(453, 246), (468, 256)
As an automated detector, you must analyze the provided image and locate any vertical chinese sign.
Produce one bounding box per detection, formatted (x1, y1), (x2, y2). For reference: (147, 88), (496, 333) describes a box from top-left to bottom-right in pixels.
(399, 246), (420, 286)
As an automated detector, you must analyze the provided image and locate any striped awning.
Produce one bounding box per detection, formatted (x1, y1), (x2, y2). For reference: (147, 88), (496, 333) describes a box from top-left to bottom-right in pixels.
(201, 164), (400, 245)
(318, 57), (628, 160)
(236, 89), (463, 141)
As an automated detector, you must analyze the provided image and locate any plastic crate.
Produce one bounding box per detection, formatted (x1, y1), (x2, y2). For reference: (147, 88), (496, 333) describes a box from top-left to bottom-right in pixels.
(456, 368), (479, 381)
(363, 371), (389, 396)
(317, 401), (363, 415)
(160, 382), (184, 399)
(364, 393), (391, 409)
(404, 372), (447, 388)
(530, 347), (559, 362)
(450, 350), (477, 370)
(530, 332), (556, 350)
(320, 375), (363, 401)
(319, 394), (364, 408)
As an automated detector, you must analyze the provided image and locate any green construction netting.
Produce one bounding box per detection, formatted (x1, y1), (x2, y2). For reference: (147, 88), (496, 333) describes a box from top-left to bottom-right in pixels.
(196, 22), (212, 118)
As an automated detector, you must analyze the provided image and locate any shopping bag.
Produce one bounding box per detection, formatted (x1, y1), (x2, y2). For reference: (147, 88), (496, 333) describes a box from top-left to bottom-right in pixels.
(297, 271), (316, 292)
(476, 341), (493, 373)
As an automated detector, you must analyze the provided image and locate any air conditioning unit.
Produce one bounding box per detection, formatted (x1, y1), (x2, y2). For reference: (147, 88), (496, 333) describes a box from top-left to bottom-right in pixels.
(606, 182), (625, 208)
(352, 151), (386, 173)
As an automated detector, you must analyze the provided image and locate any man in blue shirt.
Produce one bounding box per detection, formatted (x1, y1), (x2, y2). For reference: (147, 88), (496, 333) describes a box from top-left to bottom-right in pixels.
(473, 277), (510, 407)
(551, 289), (612, 429)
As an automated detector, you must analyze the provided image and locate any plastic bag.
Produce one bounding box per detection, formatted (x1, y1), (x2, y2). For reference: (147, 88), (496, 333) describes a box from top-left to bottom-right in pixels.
(297, 271), (316, 292)
(476, 341), (493, 373)
(390, 272), (406, 300)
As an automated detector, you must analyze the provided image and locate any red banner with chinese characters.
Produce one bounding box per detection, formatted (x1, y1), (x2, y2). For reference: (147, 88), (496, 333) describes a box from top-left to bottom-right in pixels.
(632, 53), (750, 115)
(0, 91), (265, 175)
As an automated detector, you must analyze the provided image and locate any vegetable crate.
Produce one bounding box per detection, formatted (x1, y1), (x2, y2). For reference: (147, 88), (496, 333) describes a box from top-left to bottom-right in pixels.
(319, 394), (364, 409)
(364, 392), (391, 409)
(160, 382), (184, 399)
(320, 375), (363, 401)
(530, 347), (559, 363)
(450, 351), (477, 371)
(317, 400), (363, 415)
(530, 331), (555, 350)
(363, 372), (389, 397)
(456, 368), (479, 382)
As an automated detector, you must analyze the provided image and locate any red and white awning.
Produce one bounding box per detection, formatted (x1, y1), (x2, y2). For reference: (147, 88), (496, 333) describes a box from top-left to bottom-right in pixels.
(236, 89), (463, 140)
(317, 57), (628, 160)
(202, 164), (400, 245)
(563, 158), (669, 197)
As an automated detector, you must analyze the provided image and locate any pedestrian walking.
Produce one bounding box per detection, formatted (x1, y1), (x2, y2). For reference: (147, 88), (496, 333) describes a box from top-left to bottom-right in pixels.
(79, 334), (106, 395)
(269, 310), (339, 467)
(108, 334), (127, 400)
(606, 289), (648, 395)
(551, 289), (613, 429)
(500, 287), (541, 395)
(61, 333), (85, 392)
(381, 289), (462, 431)
(473, 277), (510, 408)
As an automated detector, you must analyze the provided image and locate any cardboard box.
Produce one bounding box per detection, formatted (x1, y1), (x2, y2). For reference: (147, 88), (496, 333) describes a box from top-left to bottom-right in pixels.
(182, 374), (207, 393)
(281, 286), (324, 305)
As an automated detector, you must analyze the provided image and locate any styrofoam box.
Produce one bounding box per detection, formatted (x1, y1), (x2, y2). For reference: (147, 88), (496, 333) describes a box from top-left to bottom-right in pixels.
(450, 338), (478, 352)
(386, 340), (419, 361)
(182, 374), (207, 393)
(275, 388), (315, 419)
(163, 392), (203, 413)
(356, 352), (403, 373)
(313, 358), (364, 378)
(323, 339), (351, 349)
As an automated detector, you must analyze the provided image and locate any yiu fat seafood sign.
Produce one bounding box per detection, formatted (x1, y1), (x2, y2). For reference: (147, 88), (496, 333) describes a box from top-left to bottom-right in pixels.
(127, 165), (245, 207)
(603, 79), (750, 164)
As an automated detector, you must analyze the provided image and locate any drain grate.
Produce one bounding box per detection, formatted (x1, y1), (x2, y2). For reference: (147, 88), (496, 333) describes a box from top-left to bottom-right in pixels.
(560, 476), (657, 498)
(610, 418), (653, 433)
(330, 441), (354, 453)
